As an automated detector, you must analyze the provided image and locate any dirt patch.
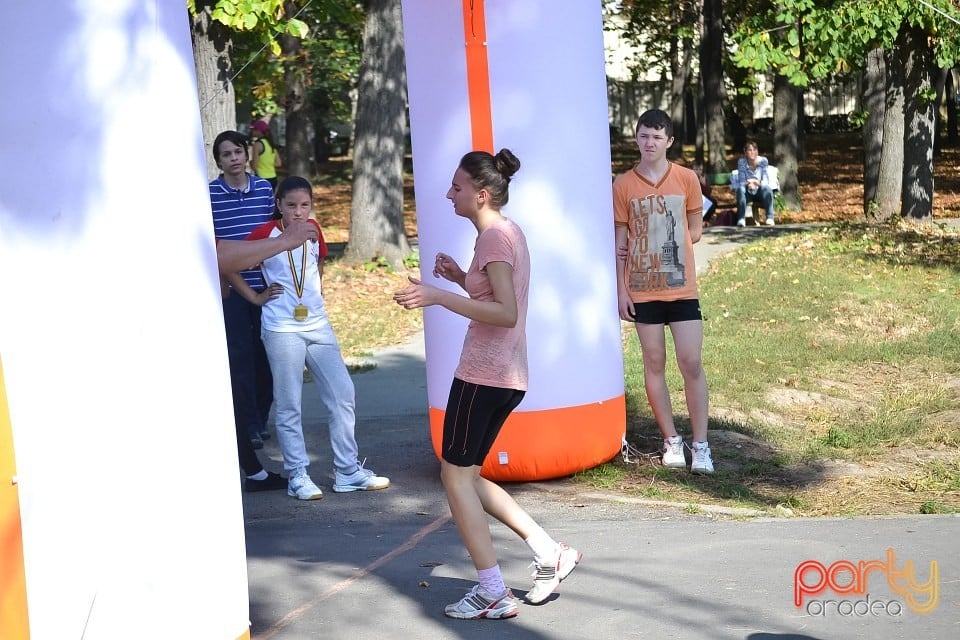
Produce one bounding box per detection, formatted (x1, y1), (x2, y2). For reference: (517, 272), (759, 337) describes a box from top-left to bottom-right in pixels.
(818, 299), (932, 345)
(765, 388), (862, 413)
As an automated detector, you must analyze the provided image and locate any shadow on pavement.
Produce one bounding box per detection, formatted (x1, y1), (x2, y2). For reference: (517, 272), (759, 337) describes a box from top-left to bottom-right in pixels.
(702, 223), (824, 246)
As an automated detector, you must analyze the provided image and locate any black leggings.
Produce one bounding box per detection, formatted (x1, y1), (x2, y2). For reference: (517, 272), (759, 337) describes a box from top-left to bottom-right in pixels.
(442, 378), (525, 467)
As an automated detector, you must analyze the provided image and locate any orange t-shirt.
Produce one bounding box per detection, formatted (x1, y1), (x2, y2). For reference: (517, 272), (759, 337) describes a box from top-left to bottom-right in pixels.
(613, 163), (702, 303)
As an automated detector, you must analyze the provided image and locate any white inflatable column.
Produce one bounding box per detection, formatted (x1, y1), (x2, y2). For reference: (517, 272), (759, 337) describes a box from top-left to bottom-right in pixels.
(401, 0), (625, 481)
(0, 2), (250, 638)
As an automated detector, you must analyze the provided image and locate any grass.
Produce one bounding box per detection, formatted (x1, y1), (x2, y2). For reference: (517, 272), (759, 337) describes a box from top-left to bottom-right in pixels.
(322, 256), (423, 360)
(594, 220), (960, 517)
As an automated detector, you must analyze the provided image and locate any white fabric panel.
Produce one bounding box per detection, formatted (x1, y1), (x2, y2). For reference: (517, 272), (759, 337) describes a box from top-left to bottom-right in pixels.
(0, 2), (249, 638)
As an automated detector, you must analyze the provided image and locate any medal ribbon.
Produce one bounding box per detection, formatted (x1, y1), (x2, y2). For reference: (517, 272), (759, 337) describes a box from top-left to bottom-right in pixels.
(278, 219), (308, 301)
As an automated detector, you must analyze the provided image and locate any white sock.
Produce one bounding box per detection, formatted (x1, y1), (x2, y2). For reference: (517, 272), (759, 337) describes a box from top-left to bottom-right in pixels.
(524, 528), (559, 564)
(246, 469), (268, 481)
(477, 565), (507, 598)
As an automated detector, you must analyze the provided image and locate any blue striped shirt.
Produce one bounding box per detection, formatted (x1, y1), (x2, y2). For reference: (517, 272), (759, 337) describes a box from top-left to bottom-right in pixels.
(209, 173), (275, 288)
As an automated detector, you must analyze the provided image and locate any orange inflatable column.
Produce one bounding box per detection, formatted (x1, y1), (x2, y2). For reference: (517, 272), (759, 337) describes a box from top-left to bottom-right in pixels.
(402, 0), (625, 481)
(0, 358), (30, 640)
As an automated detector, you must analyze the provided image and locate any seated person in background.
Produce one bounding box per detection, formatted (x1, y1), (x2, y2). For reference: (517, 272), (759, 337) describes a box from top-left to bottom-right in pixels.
(731, 141), (775, 227)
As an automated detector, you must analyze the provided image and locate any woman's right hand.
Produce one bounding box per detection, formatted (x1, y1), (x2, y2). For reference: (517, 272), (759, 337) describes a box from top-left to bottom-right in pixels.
(255, 283), (284, 306)
(394, 277), (439, 310)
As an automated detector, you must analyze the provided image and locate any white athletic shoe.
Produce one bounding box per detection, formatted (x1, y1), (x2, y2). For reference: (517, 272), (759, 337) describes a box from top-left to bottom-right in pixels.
(661, 435), (686, 468)
(526, 543), (582, 604)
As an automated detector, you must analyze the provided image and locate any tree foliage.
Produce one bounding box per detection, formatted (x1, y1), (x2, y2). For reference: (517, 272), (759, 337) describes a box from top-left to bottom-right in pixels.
(731, 0), (960, 86)
(612, 0), (698, 81)
(190, 0), (364, 178)
(188, 0), (312, 177)
(227, 2), (362, 123)
(188, 0), (309, 52)
(189, 0), (313, 117)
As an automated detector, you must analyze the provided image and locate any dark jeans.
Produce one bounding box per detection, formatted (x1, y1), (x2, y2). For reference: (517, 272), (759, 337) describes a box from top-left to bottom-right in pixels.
(222, 291), (274, 443)
(234, 396), (263, 476)
(736, 185), (775, 222)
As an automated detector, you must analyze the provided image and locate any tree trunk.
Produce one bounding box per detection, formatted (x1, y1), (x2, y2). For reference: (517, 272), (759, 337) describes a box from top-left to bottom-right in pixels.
(730, 93), (751, 153)
(281, 4), (311, 181)
(947, 69), (958, 145)
(773, 74), (800, 211)
(862, 47), (885, 218)
(874, 43), (905, 221)
(943, 69), (957, 147)
(932, 66), (948, 157)
(695, 82), (705, 165)
(190, 5), (236, 180)
(667, 38), (684, 159)
(668, 1), (696, 158)
(796, 17), (806, 162)
(684, 87), (697, 144)
(900, 24), (934, 220)
(701, 0), (727, 174)
(345, 0), (410, 266)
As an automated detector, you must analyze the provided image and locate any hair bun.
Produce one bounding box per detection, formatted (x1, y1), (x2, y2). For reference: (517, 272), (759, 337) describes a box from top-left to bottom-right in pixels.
(494, 148), (521, 180)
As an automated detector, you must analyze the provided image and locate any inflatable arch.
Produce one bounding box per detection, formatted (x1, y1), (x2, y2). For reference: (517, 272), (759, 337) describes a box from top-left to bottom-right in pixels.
(401, 0), (626, 481)
(0, 1), (626, 638)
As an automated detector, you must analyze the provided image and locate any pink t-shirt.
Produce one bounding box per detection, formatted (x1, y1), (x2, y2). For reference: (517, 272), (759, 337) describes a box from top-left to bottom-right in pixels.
(454, 218), (530, 391)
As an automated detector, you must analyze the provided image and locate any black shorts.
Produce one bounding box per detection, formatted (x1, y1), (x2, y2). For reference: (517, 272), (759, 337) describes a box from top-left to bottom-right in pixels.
(631, 299), (702, 325)
(442, 378), (525, 467)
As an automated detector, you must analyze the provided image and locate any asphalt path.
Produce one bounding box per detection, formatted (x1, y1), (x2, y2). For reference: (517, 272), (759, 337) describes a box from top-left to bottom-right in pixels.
(241, 224), (959, 639)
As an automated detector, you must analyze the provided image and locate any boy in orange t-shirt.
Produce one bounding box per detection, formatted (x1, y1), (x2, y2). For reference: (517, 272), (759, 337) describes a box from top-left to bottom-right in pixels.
(613, 109), (714, 475)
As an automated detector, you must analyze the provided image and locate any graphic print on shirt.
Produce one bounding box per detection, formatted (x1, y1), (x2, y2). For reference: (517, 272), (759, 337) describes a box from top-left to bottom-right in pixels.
(626, 193), (688, 293)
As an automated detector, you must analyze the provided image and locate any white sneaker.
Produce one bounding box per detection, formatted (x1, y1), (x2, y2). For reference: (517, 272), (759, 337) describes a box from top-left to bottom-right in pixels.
(661, 435), (686, 468)
(333, 462), (390, 493)
(736, 218), (746, 228)
(765, 217), (776, 226)
(526, 543), (582, 604)
(444, 585), (519, 619)
(691, 442), (715, 475)
(287, 468), (324, 500)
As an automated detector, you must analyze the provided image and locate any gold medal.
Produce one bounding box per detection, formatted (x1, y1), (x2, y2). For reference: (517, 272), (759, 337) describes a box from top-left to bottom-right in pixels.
(294, 304), (308, 321)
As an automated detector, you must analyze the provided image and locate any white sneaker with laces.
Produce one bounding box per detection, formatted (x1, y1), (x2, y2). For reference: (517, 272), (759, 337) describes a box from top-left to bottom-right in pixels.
(765, 216), (776, 226)
(333, 461), (390, 493)
(526, 543), (582, 604)
(661, 435), (686, 468)
(287, 468), (324, 500)
(444, 585), (519, 619)
(691, 441), (715, 475)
